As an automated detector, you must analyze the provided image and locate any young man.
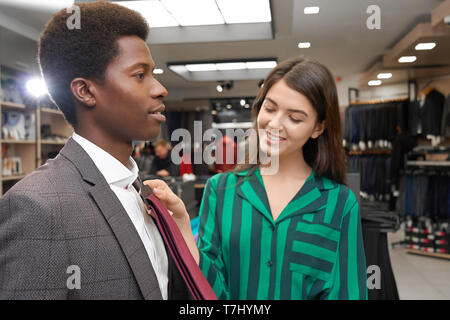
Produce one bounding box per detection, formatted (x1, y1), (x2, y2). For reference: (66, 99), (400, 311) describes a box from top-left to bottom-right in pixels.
(0, 2), (191, 300)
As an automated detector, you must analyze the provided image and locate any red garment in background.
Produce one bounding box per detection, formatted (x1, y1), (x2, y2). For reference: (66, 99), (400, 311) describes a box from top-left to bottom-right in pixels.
(180, 153), (193, 176)
(214, 135), (237, 172)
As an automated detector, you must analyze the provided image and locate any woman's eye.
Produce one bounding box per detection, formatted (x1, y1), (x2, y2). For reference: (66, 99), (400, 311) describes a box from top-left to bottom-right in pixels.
(290, 117), (302, 123)
(135, 73), (145, 80)
(264, 106), (274, 112)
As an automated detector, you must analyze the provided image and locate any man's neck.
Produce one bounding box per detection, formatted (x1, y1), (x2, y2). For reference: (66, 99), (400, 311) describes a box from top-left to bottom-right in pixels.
(75, 128), (133, 167)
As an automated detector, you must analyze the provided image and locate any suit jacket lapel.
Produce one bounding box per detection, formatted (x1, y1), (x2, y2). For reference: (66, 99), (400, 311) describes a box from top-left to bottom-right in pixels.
(60, 138), (162, 300)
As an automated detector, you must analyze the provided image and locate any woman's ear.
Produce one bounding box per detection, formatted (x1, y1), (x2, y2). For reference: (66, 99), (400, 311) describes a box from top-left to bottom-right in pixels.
(70, 78), (96, 108)
(311, 120), (326, 139)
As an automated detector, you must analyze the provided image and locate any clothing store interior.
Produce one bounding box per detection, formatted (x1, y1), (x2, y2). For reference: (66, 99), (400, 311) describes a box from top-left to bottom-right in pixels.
(0, 0), (449, 300)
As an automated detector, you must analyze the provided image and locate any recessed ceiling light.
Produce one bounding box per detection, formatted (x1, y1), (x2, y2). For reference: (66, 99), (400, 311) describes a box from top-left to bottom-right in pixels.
(185, 64), (217, 72)
(216, 84), (223, 92)
(304, 7), (320, 15)
(216, 0), (272, 24)
(298, 42), (311, 48)
(246, 61), (277, 69)
(368, 80), (382, 86)
(240, 99), (246, 106)
(153, 68), (164, 74)
(377, 73), (392, 79)
(161, 0), (224, 26)
(216, 62), (247, 71)
(114, 1), (179, 28)
(415, 42), (436, 51)
(168, 65), (187, 73)
(398, 56), (417, 63)
(170, 60), (277, 73)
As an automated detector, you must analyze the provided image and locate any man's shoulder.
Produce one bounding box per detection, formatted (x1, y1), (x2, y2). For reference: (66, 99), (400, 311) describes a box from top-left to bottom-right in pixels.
(2, 154), (81, 198)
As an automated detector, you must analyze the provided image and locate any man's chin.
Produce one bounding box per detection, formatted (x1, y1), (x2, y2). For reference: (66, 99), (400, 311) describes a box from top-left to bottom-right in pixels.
(136, 127), (161, 141)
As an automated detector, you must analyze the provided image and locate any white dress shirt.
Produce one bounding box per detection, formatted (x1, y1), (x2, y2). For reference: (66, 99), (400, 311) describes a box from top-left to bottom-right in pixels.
(72, 133), (168, 299)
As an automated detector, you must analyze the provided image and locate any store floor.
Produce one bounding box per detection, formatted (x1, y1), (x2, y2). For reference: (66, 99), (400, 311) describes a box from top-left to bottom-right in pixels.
(388, 228), (450, 300)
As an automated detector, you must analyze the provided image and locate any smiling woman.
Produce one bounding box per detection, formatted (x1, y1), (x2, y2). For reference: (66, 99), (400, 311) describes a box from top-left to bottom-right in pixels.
(195, 56), (368, 300)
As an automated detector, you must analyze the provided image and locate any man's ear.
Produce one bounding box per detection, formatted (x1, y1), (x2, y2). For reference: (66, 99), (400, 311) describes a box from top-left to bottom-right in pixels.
(70, 78), (97, 108)
(311, 120), (326, 139)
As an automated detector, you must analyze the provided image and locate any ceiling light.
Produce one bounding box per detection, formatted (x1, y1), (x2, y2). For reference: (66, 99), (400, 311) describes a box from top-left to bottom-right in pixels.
(298, 42), (311, 48)
(153, 68), (164, 74)
(226, 104), (232, 109)
(415, 42), (436, 51)
(246, 61), (277, 69)
(244, 104), (250, 109)
(240, 99), (246, 106)
(368, 80), (382, 86)
(216, 0), (272, 24)
(161, 0), (224, 26)
(304, 7), (320, 15)
(186, 64), (217, 72)
(216, 84), (223, 92)
(114, 1), (179, 28)
(26, 78), (47, 98)
(398, 56), (417, 63)
(0, 0), (74, 12)
(377, 73), (392, 79)
(169, 65), (187, 73)
(216, 62), (247, 71)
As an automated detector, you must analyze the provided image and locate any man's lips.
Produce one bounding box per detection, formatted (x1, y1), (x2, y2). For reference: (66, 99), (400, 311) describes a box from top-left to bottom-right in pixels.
(148, 104), (165, 114)
(148, 104), (166, 122)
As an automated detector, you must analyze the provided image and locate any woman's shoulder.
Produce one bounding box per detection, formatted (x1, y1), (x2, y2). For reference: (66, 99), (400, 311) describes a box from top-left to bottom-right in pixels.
(318, 175), (359, 211)
(206, 170), (240, 189)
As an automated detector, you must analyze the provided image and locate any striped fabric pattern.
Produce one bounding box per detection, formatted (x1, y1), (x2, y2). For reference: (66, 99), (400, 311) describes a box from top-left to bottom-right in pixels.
(197, 166), (367, 300)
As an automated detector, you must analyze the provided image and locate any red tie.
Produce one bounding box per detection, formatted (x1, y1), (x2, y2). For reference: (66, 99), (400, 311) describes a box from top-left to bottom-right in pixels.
(133, 177), (217, 300)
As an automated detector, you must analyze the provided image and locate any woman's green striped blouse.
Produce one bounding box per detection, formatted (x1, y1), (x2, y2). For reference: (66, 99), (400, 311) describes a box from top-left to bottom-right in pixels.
(197, 166), (367, 300)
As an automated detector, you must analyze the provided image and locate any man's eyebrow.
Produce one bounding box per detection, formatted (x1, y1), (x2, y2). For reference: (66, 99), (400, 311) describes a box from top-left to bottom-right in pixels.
(127, 62), (153, 71)
(265, 97), (309, 117)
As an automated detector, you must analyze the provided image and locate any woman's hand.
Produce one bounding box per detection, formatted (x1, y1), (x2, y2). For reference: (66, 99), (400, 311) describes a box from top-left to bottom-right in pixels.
(142, 179), (199, 264)
(142, 179), (189, 222)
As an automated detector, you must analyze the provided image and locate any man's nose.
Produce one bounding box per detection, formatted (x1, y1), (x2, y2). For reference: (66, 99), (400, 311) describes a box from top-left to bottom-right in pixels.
(151, 78), (168, 99)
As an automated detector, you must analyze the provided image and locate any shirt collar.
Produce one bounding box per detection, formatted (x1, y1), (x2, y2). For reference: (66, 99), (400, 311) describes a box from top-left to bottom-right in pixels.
(72, 132), (138, 190)
(234, 166), (337, 191)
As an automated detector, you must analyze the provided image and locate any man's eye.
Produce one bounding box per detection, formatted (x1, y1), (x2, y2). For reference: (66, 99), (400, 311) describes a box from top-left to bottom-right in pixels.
(135, 73), (145, 80)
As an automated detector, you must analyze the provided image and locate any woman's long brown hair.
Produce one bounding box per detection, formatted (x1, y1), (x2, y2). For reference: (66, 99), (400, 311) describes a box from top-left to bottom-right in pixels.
(234, 56), (347, 185)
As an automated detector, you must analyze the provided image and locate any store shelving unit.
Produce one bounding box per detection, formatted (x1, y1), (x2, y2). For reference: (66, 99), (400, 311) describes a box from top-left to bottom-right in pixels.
(37, 106), (72, 167)
(0, 101), (73, 197)
(407, 249), (450, 260)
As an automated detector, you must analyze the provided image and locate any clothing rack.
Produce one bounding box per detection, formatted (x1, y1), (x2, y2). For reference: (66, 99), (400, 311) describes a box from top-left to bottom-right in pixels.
(349, 97), (408, 105)
(348, 149), (392, 155)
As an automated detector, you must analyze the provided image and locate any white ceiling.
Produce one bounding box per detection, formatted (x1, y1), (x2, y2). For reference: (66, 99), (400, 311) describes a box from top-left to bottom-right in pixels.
(0, 0), (444, 102)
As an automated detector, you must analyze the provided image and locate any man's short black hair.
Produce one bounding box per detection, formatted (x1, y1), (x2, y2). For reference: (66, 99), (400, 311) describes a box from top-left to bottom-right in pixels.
(38, 1), (149, 127)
